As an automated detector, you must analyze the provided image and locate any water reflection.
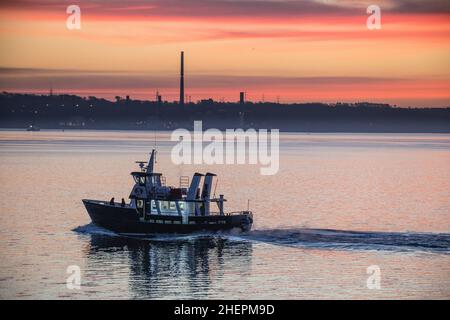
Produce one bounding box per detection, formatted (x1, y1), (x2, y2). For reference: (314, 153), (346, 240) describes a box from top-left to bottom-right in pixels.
(85, 234), (253, 299)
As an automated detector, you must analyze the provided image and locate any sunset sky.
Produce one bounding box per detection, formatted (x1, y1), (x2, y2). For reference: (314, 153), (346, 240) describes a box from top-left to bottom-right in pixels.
(0, 0), (449, 107)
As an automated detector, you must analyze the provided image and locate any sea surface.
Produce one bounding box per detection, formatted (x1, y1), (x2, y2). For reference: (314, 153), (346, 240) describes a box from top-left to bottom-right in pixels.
(0, 130), (449, 299)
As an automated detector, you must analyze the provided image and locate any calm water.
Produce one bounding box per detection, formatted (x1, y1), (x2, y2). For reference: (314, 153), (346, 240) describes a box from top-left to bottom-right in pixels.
(0, 130), (449, 299)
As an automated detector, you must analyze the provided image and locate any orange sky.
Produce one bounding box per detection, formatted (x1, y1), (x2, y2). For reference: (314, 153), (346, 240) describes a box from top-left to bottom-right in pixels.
(0, 0), (449, 107)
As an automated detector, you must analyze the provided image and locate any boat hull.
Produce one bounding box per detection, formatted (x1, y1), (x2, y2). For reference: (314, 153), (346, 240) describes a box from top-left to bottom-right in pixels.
(82, 199), (253, 234)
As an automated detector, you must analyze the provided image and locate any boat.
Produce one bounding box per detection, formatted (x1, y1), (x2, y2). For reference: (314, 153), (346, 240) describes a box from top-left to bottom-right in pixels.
(83, 150), (253, 235)
(26, 125), (40, 131)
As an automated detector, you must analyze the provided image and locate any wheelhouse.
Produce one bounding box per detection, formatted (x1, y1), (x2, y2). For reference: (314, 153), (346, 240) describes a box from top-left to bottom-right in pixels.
(128, 150), (226, 221)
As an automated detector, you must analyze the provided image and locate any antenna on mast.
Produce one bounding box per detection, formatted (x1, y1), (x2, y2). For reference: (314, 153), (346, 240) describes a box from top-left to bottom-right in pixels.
(135, 161), (147, 172)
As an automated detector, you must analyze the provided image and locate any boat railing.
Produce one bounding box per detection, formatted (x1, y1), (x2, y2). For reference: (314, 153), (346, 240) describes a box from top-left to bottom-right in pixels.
(227, 210), (252, 216)
(179, 176), (190, 188)
(209, 211), (252, 216)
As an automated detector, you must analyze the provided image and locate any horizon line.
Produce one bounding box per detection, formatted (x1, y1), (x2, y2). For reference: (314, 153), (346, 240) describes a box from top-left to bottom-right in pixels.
(2, 91), (449, 110)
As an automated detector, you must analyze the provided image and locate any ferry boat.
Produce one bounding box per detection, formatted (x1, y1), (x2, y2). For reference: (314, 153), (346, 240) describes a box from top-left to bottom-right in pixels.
(82, 150), (253, 235)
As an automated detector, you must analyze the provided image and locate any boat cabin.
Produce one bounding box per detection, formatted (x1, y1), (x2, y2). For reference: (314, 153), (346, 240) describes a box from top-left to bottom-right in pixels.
(128, 150), (225, 221)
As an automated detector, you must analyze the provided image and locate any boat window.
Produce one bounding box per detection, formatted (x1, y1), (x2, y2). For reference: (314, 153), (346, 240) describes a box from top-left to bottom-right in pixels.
(161, 201), (169, 210)
(179, 202), (184, 210)
(137, 200), (144, 208)
(169, 202), (176, 210)
(139, 176), (146, 185)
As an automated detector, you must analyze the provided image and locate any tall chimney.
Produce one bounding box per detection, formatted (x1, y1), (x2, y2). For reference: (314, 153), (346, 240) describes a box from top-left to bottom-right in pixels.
(179, 51), (184, 105)
(240, 91), (245, 104)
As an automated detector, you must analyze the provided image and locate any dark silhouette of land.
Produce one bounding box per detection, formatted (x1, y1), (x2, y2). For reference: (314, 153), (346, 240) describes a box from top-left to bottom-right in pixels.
(1, 92), (449, 132)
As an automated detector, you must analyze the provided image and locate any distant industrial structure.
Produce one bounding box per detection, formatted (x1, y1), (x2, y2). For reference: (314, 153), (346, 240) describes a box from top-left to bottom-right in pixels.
(179, 51), (184, 106)
(240, 92), (245, 104)
(177, 51), (245, 105)
(156, 91), (162, 104)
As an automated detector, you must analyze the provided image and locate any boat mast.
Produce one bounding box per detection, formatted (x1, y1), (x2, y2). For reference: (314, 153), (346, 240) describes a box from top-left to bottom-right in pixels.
(146, 149), (156, 174)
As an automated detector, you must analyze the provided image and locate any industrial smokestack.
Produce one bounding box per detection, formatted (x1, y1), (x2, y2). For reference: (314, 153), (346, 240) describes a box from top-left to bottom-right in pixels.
(240, 92), (245, 104)
(180, 51), (184, 105)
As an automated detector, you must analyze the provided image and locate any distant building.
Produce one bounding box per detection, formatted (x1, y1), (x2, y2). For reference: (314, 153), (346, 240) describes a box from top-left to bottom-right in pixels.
(355, 102), (391, 108)
(240, 92), (245, 104)
(156, 91), (162, 103)
(200, 98), (215, 105)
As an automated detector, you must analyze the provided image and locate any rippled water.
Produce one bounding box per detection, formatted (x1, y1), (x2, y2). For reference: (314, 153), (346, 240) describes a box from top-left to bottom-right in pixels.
(0, 130), (449, 299)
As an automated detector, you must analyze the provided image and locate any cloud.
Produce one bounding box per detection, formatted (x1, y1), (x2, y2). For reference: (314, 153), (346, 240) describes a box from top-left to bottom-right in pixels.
(390, 0), (450, 14)
(0, 66), (441, 89)
(1, 0), (448, 21)
(1, 67), (448, 106)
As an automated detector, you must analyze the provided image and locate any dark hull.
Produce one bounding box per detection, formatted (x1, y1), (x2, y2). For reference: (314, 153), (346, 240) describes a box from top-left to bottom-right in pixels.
(82, 199), (253, 234)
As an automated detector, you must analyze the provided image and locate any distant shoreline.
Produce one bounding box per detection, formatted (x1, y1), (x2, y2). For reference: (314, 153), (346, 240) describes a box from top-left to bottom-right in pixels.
(1, 127), (449, 135)
(1, 92), (449, 133)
